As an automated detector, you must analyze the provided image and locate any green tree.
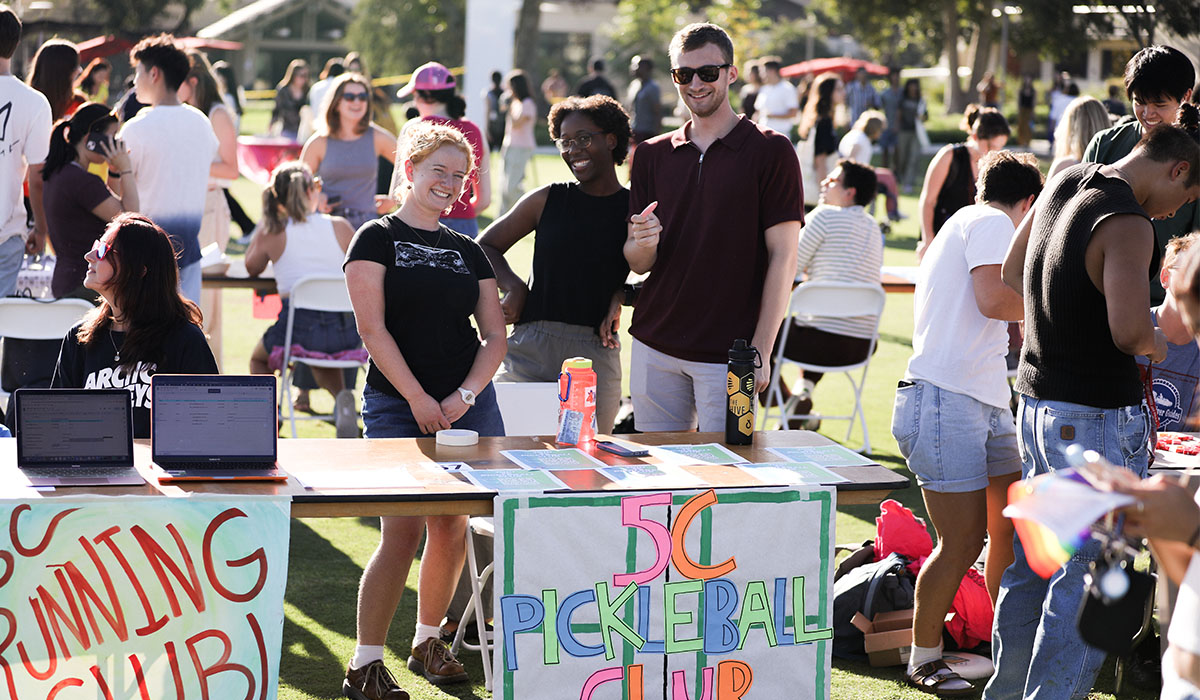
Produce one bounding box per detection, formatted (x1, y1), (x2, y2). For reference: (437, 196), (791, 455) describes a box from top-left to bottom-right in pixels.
(345, 0), (465, 78)
(93, 0), (206, 34)
(609, 0), (767, 69)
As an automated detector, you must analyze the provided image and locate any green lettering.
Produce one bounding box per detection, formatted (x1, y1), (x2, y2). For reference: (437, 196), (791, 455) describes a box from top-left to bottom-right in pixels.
(792, 576), (833, 643)
(663, 579), (704, 653)
(542, 589), (560, 665)
(736, 580), (777, 650)
(593, 581), (645, 660)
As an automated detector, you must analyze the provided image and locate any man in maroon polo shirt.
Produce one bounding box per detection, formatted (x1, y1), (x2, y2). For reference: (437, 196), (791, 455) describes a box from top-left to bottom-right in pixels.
(625, 22), (803, 432)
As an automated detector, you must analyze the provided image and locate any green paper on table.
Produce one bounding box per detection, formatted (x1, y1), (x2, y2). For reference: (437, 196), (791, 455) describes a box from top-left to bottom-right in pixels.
(500, 448), (607, 470)
(738, 461), (849, 485)
(766, 445), (872, 467)
(463, 468), (570, 492)
(657, 443), (746, 465)
(598, 463), (706, 488)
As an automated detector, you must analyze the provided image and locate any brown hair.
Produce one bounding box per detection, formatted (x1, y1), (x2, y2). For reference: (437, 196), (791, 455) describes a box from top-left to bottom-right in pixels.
(76, 214), (203, 370)
(183, 49), (223, 116)
(320, 73), (372, 137)
(1165, 232), (1200, 271)
(130, 34), (189, 92)
(669, 22), (734, 64)
(276, 58), (309, 90)
(28, 39), (80, 120)
(261, 161), (314, 235)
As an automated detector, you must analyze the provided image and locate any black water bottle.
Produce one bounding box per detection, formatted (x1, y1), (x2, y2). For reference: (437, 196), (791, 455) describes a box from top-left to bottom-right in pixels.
(726, 339), (760, 445)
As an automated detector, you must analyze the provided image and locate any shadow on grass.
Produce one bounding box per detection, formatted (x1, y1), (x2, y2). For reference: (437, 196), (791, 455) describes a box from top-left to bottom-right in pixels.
(284, 519), (364, 642)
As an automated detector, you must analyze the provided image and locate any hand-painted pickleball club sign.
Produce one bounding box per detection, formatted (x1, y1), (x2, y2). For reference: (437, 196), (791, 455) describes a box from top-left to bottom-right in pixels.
(0, 495), (291, 699)
(494, 487), (836, 699)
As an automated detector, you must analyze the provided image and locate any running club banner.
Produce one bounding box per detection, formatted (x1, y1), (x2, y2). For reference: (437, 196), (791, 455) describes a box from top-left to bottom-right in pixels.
(0, 495), (291, 699)
(494, 487), (836, 699)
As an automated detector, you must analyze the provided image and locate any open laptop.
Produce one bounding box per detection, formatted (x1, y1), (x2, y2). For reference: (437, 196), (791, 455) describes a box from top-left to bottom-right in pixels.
(151, 374), (288, 482)
(14, 388), (145, 486)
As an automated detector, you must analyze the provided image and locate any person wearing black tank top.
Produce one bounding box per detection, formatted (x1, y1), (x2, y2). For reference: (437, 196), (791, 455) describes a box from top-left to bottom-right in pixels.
(480, 95), (632, 434)
(987, 116), (1200, 700)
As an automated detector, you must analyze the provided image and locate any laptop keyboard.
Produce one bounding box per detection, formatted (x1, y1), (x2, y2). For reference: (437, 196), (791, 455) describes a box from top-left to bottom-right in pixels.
(161, 462), (273, 471)
(33, 467), (137, 477)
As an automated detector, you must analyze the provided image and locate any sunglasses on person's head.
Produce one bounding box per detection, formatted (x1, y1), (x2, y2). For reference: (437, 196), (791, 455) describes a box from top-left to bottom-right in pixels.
(90, 237), (113, 260)
(553, 131), (604, 152)
(341, 91), (369, 102)
(670, 64), (731, 85)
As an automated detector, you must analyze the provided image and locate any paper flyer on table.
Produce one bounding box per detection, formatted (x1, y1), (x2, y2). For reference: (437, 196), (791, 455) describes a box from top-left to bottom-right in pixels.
(500, 448), (607, 470)
(597, 463), (707, 489)
(656, 442), (746, 465)
(463, 468), (570, 492)
(738, 461), (850, 486)
(767, 445), (872, 467)
(295, 466), (422, 489)
(431, 461), (472, 472)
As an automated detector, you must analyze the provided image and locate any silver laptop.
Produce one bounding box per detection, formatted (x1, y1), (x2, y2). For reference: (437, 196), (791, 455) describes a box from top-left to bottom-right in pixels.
(14, 388), (144, 486)
(151, 374), (287, 482)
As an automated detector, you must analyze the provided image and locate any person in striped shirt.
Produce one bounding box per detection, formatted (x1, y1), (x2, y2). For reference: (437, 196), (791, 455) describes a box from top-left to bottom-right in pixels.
(769, 158), (882, 425)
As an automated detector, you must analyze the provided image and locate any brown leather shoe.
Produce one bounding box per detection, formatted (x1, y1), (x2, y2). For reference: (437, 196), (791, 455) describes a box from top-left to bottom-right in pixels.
(343, 660), (410, 700)
(407, 637), (468, 685)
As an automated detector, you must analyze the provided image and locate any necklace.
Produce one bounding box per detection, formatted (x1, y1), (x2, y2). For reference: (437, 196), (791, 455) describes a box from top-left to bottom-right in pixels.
(109, 328), (122, 363)
(408, 220), (443, 249)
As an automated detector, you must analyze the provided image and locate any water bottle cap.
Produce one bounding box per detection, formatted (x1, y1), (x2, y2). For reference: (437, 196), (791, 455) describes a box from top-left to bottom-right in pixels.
(728, 339), (757, 362)
(562, 357), (593, 370)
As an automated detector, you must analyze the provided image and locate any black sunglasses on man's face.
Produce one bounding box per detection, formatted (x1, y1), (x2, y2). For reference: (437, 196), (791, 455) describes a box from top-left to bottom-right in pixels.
(670, 64), (731, 85)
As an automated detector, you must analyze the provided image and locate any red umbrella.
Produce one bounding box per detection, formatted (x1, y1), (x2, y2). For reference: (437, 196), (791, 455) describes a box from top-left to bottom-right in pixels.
(77, 35), (242, 64)
(780, 57), (890, 82)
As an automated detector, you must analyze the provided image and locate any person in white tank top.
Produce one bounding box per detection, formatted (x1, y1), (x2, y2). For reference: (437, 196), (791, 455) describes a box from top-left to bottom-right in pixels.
(245, 161), (363, 430)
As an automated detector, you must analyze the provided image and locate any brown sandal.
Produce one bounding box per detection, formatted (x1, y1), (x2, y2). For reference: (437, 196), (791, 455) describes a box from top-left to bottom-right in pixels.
(905, 659), (975, 697)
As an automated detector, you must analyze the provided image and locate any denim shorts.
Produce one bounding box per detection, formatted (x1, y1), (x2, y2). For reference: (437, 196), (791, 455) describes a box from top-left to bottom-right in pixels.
(362, 382), (506, 438)
(262, 298), (361, 356)
(891, 379), (1020, 493)
(439, 216), (479, 239)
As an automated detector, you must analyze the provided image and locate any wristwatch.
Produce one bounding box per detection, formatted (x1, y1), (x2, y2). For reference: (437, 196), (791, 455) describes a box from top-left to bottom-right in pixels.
(457, 387), (476, 406)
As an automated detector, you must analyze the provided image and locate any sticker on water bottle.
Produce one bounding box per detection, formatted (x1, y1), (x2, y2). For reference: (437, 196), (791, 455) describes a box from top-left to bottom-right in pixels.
(557, 409), (584, 445)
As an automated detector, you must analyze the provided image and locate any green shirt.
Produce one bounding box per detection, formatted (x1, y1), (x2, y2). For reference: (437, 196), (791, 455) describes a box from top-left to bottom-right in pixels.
(1083, 118), (1200, 303)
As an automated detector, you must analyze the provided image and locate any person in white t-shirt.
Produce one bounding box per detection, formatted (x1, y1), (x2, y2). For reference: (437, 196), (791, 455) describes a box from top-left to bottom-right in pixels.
(838, 109), (903, 222)
(756, 58), (798, 138)
(0, 8), (52, 295)
(118, 34), (217, 304)
(892, 151), (1044, 696)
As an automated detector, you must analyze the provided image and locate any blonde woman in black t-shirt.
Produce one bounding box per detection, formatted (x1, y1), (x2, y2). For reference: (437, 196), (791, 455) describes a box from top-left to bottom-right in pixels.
(341, 120), (506, 698)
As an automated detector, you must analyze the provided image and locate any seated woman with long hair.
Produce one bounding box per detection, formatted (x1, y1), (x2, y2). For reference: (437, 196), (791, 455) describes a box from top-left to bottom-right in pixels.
(51, 213), (218, 438)
(245, 161), (364, 436)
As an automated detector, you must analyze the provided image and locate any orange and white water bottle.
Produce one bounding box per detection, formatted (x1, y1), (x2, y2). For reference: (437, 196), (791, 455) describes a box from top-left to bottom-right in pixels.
(557, 357), (597, 446)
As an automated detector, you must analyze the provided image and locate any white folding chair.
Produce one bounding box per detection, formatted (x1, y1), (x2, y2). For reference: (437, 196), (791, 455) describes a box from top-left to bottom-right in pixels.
(760, 281), (886, 454)
(492, 381), (559, 436)
(278, 275), (366, 437)
(451, 516), (496, 692)
(0, 297), (94, 406)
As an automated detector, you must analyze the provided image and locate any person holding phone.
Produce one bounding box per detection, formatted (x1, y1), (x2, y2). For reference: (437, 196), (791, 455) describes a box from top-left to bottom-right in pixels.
(41, 101), (138, 299)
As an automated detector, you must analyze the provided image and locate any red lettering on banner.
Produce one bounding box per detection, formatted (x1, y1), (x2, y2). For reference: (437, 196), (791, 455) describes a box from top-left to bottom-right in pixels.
(9, 505), (79, 557)
(37, 574), (92, 657)
(66, 541), (128, 645)
(128, 654), (152, 700)
(246, 612), (269, 700)
(186, 628), (255, 700)
(165, 641), (185, 700)
(45, 676), (83, 699)
(0, 607), (17, 700)
(0, 550), (12, 588)
(203, 509), (268, 603)
(88, 664), (116, 700)
(92, 527), (168, 636)
(131, 524), (206, 617)
(16, 598), (57, 679)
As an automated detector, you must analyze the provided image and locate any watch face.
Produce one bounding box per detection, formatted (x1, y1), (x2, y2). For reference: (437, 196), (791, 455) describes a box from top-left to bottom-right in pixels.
(459, 388), (475, 404)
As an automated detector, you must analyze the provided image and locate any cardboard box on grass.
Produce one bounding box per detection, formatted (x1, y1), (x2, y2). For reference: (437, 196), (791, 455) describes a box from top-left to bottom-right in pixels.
(850, 608), (913, 667)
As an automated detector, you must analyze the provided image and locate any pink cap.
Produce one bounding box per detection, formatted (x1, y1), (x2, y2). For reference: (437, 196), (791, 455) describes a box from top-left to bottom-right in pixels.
(396, 61), (456, 98)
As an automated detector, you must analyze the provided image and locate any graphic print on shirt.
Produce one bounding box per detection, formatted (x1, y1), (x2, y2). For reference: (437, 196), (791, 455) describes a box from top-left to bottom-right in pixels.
(394, 241), (469, 274)
(1152, 367), (1199, 431)
(83, 361), (157, 409)
(0, 102), (11, 142)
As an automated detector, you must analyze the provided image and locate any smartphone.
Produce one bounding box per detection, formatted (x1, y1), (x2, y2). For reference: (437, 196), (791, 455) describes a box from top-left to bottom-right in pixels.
(85, 133), (112, 154)
(326, 194), (343, 207)
(596, 440), (650, 457)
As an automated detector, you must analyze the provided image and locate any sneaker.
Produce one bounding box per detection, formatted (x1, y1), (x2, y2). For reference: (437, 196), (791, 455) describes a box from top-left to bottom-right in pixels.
(335, 389), (358, 438)
(407, 637), (468, 685)
(343, 660), (410, 700)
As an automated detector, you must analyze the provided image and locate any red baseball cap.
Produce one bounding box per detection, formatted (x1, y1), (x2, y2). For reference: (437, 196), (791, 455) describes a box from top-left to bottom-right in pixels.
(396, 62), (456, 99)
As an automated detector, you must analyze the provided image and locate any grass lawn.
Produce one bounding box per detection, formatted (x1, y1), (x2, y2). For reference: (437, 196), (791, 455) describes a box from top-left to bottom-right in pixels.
(219, 109), (1154, 698)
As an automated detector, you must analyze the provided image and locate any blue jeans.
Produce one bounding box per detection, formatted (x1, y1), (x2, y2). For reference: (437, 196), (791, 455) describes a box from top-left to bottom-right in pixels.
(0, 235), (25, 296)
(361, 382), (506, 438)
(984, 394), (1152, 700)
(439, 216), (479, 239)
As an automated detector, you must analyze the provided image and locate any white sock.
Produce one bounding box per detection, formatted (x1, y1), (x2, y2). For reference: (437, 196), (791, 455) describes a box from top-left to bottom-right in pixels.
(413, 622), (442, 647)
(799, 378), (817, 396)
(350, 644), (384, 670)
(907, 642), (943, 675)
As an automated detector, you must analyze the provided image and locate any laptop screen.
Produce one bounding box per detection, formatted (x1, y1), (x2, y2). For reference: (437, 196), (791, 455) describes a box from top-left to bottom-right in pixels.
(151, 375), (277, 460)
(16, 389), (133, 467)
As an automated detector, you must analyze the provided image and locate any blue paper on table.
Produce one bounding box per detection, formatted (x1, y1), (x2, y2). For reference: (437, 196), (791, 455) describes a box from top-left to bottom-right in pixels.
(463, 468), (570, 492)
(597, 463), (706, 488)
(766, 445), (872, 467)
(657, 443), (746, 465)
(738, 461), (849, 485)
(500, 448), (607, 470)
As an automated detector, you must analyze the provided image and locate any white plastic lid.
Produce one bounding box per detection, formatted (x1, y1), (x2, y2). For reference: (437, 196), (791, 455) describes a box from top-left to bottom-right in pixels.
(436, 429), (479, 446)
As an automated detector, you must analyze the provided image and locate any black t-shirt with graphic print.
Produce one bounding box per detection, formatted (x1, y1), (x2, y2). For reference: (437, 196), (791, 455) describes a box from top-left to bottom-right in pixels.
(51, 320), (218, 438)
(344, 215), (496, 401)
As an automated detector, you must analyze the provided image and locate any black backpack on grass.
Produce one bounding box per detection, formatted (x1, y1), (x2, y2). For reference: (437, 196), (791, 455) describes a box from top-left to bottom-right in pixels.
(831, 551), (915, 659)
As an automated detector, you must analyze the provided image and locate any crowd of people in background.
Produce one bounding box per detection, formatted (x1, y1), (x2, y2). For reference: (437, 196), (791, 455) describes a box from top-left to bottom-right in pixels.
(0, 4), (1199, 699)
